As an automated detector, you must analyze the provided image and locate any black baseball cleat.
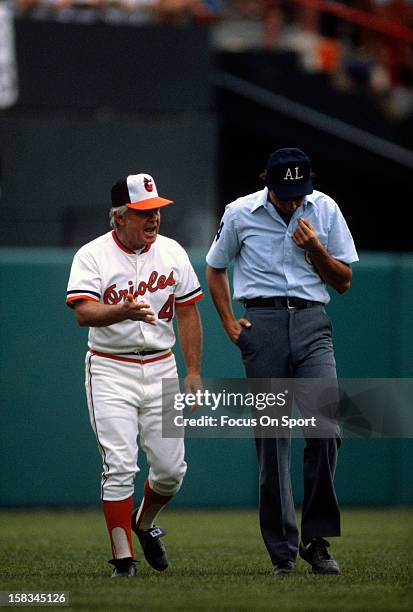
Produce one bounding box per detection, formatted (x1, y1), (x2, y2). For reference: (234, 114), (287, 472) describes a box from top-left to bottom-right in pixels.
(273, 560), (296, 575)
(109, 557), (137, 578)
(299, 538), (340, 574)
(131, 510), (168, 571)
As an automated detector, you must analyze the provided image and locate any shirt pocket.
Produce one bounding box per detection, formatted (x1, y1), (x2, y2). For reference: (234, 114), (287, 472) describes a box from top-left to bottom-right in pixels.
(243, 235), (275, 273)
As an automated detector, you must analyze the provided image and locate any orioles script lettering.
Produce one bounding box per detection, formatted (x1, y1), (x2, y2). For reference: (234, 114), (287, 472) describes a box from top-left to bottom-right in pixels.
(103, 270), (175, 304)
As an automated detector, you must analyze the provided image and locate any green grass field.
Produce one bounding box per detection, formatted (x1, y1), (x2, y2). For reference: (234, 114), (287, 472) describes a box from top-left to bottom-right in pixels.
(0, 509), (412, 611)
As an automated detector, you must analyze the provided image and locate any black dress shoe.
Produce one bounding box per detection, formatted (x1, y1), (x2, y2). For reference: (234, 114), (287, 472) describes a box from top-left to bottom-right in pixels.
(273, 560), (296, 575)
(299, 538), (340, 574)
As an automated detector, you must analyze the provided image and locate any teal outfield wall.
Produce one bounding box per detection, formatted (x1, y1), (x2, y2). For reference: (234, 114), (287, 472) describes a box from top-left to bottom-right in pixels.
(0, 249), (412, 508)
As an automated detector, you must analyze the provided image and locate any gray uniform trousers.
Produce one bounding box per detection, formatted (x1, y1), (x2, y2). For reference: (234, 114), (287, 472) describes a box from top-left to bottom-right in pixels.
(237, 304), (341, 565)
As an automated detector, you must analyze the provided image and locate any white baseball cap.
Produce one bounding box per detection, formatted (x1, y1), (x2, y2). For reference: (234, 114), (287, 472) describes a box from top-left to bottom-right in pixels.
(111, 173), (173, 210)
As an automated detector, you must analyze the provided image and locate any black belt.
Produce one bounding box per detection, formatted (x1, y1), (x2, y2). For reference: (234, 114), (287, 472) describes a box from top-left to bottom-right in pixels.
(125, 349), (165, 356)
(244, 297), (323, 309)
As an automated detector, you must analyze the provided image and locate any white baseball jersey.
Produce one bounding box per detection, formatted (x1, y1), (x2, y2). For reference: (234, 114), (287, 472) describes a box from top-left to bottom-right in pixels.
(66, 230), (203, 353)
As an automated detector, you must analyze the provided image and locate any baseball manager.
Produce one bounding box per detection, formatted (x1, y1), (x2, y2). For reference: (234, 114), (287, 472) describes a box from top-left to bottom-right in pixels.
(206, 148), (358, 575)
(66, 172), (203, 577)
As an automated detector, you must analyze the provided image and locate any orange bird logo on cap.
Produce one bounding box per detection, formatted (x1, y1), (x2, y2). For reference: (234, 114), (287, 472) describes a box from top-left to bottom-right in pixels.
(144, 177), (153, 192)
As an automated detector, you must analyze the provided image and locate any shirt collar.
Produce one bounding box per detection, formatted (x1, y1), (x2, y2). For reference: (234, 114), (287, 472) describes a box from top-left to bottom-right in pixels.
(112, 230), (151, 255)
(302, 192), (316, 210)
(250, 188), (269, 213)
(250, 188), (315, 213)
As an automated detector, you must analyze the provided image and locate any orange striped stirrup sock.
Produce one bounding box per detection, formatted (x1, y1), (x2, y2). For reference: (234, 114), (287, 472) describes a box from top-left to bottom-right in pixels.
(134, 480), (172, 531)
(103, 496), (135, 559)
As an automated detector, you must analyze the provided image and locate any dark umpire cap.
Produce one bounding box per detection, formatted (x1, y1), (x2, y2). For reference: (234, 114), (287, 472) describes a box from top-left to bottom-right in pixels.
(266, 148), (313, 199)
(111, 173), (173, 210)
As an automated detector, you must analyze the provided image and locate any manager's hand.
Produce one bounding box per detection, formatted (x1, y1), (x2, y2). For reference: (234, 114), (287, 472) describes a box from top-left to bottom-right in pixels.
(123, 294), (156, 325)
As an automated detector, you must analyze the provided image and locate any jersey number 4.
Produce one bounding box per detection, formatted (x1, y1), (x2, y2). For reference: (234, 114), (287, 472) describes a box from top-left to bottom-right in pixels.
(158, 294), (174, 322)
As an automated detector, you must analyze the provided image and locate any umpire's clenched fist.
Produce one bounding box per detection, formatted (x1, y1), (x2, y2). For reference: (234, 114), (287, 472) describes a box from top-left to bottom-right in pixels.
(291, 217), (322, 253)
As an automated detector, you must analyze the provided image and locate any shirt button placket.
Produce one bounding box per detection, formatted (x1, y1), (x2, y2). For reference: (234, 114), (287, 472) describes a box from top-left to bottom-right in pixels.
(283, 232), (291, 292)
(135, 253), (146, 348)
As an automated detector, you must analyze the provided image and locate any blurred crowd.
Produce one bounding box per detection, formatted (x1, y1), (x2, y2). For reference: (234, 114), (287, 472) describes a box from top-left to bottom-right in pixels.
(258, 1), (413, 120)
(210, 0), (413, 120)
(13, 0), (413, 119)
(14, 0), (224, 24)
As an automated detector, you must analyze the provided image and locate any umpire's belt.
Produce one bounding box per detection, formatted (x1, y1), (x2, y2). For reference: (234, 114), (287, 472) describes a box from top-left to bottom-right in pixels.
(244, 297), (323, 309)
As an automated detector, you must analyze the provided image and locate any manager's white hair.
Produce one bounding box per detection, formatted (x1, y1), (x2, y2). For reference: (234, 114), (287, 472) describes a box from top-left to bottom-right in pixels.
(109, 205), (128, 229)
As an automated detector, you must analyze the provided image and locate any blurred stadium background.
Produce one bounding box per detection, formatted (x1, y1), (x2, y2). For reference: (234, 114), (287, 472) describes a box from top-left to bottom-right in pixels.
(1, 0), (412, 525)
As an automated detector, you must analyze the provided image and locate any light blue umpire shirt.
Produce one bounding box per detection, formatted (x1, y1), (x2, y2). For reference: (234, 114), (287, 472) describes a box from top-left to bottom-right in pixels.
(206, 187), (359, 304)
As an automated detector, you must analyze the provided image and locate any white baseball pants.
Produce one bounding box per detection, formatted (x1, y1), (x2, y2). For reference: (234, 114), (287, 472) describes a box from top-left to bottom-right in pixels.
(85, 350), (186, 501)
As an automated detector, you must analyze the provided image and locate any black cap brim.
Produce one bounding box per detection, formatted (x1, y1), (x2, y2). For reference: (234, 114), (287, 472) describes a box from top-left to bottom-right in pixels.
(269, 176), (313, 200)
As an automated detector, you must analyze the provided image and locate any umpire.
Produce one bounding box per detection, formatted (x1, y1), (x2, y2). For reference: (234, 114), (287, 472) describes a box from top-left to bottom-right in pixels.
(206, 148), (358, 575)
